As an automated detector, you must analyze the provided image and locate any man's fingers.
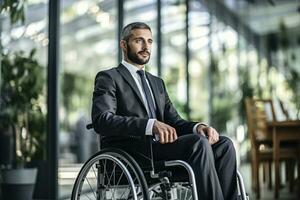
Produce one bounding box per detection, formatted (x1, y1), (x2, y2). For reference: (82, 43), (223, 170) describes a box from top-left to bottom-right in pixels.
(208, 136), (214, 144)
(205, 127), (214, 144)
(212, 128), (219, 143)
(207, 127), (213, 136)
(169, 131), (173, 143)
(164, 130), (169, 143)
(159, 132), (165, 144)
(173, 132), (178, 142)
(153, 121), (177, 144)
(170, 128), (177, 143)
(159, 128), (176, 144)
(194, 125), (220, 145)
(207, 127), (219, 144)
(174, 132), (178, 141)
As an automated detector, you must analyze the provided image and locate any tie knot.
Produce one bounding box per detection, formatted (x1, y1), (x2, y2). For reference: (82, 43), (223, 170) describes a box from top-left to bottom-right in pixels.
(137, 70), (145, 77)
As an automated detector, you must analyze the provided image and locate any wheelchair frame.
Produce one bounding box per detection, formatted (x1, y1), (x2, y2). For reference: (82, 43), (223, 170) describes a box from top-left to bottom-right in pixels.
(71, 124), (248, 200)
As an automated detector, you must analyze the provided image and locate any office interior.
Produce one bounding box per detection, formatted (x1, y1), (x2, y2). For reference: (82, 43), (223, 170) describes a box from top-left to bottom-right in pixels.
(0, 0), (300, 199)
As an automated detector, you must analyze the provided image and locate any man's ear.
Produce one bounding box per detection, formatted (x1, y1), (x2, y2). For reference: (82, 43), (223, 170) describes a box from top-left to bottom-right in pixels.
(120, 40), (127, 51)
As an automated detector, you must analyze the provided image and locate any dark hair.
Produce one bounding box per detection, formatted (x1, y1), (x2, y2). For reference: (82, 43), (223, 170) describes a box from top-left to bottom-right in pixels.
(121, 22), (151, 41)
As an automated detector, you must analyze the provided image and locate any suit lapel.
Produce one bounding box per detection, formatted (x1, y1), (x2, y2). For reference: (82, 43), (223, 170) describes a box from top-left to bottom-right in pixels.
(146, 73), (163, 120)
(117, 64), (147, 112)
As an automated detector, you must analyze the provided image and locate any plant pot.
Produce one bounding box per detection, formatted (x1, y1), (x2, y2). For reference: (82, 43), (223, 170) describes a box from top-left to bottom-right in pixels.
(0, 168), (37, 200)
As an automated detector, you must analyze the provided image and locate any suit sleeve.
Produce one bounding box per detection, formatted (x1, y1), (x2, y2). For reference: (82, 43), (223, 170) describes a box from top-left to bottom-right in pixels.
(161, 80), (198, 136)
(92, 71), (148, 138)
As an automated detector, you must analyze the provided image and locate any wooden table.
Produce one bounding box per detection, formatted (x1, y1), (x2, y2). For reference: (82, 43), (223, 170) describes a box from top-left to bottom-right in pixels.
(267, 120), (300, 199)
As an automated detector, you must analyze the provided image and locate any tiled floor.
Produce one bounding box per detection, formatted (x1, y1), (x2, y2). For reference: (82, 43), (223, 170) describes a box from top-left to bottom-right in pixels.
(239, 164), (298, 200)
(58, 163), (299, 199)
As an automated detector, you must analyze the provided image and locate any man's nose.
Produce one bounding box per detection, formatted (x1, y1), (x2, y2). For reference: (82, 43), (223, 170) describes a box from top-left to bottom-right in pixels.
(142, 42), (150, 50)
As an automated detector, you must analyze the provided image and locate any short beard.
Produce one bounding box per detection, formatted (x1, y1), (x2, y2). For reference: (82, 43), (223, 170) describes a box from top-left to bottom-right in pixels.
(127, 43), (150, 65)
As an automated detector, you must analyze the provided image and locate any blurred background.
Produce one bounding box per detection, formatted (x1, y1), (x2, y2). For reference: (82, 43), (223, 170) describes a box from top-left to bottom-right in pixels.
(0, 0), (300, 199)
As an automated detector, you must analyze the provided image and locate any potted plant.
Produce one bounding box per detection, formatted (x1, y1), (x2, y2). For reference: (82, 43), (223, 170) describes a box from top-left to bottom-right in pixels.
(0, 49), (46, 200)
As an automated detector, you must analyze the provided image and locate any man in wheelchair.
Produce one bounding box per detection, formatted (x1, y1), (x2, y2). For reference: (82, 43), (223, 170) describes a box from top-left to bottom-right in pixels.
(91, 22), (238, 200)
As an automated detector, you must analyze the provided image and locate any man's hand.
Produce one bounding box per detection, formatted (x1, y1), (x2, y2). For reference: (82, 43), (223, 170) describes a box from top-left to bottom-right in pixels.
(152, 120), (178, 144)
(196, 124), (219, 145)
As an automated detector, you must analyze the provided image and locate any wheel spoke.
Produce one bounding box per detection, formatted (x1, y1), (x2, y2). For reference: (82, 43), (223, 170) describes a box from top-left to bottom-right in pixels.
(110, 163), (118, 199)
(83, 193), (94, 200)
(184, 186), (188, 200)
(107, 161), (117, 187)
(85, 175), (97, 199)
(179, 186), (182, 199)
(102, 159), (111, 190)
(113, 162), (116, 186)
(119, 187), (129, 199)
(91, 165), (98, 189)
(116, 163), (128, 186)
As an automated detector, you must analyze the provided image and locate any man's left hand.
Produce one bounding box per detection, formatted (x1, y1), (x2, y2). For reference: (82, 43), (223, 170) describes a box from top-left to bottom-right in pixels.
(196, 124), (219, 145)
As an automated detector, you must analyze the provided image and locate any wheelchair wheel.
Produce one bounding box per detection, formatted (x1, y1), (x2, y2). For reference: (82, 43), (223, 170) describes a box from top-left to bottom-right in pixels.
(148, 182), (193, 200)
(71, 149), (149, 200)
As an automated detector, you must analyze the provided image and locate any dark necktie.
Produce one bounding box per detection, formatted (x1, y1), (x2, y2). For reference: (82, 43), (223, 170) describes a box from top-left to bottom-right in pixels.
(137, 70), (156, 119)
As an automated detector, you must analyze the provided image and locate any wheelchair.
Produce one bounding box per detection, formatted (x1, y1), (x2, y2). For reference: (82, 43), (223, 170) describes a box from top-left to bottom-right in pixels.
(71, 124), (249, 200)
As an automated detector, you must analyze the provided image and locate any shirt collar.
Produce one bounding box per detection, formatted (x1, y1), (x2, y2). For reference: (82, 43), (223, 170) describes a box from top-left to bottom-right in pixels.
(121, 60), (145, 76)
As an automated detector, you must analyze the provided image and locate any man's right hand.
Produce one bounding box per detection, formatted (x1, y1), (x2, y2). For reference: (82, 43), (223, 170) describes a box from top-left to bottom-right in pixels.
(152, 120), (177, 144)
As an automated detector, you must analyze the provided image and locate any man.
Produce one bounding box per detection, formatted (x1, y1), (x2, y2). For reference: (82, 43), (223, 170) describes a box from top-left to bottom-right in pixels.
(92, 22), (237, 200)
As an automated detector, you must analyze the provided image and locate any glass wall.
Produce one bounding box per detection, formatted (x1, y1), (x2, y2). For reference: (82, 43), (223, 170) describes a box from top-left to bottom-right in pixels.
(188, 0), (210, 122)
(59, 0), (117, 197)
(0, 0), (48, 198)
(161, 0), (187, 117)
(0, 0), (48, 166)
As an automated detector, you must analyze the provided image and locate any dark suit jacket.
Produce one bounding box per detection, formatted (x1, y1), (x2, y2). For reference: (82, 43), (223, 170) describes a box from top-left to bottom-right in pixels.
(92, 64), (197, 149)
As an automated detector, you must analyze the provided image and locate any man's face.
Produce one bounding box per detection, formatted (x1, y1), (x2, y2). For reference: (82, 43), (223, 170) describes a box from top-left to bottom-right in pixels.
(123, 28), (153, 65)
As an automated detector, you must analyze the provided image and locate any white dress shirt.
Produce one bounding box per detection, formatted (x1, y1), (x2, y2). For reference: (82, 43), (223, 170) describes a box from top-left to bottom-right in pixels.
(121, 60), (201, 137)
(121, 60), (156, 136)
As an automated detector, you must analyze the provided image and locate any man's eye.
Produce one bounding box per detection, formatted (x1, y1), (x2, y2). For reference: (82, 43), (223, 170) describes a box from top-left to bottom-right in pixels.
(136, 39), (142, 43)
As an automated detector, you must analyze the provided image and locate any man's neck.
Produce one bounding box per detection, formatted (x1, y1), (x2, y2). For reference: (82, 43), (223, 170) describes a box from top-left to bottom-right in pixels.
(124, 58), (144, 70)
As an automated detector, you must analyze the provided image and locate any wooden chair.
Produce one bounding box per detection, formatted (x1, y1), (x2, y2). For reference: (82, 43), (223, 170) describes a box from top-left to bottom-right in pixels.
(245, 98), (299, 199)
